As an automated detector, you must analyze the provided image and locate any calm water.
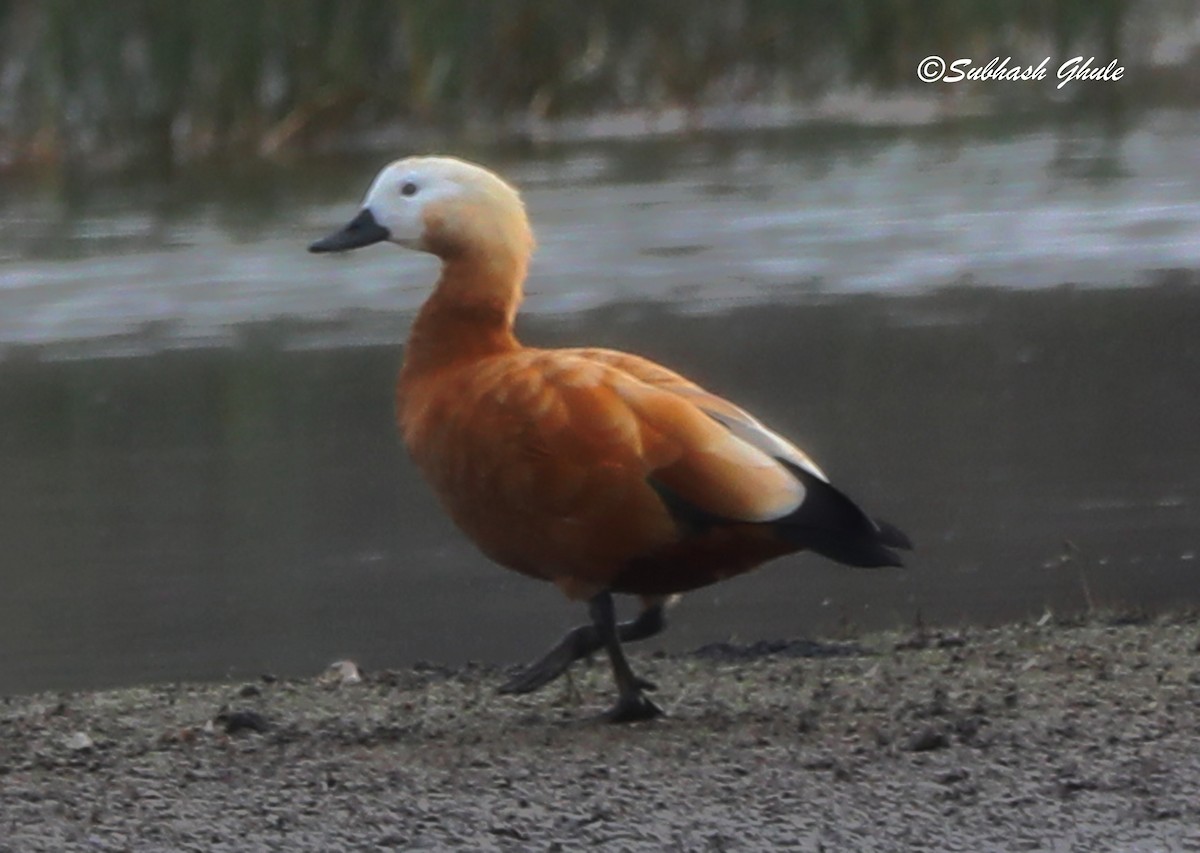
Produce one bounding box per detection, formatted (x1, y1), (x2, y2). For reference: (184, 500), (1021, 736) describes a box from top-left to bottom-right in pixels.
(1, 116), (1198, 694)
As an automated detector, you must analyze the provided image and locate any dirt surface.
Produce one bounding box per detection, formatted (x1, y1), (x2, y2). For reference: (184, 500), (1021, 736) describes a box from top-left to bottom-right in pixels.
(2, 615), (1199, 852)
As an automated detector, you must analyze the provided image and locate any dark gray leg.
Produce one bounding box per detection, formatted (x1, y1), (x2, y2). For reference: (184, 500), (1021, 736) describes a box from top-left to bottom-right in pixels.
(588, 592), (663, 723)
(499, 601), (665, 695)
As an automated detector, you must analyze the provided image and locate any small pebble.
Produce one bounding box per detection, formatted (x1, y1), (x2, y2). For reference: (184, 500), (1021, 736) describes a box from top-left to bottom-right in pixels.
(906, 726), (949, 752)
(327, 660), (363, 685)
(63, 732), (94, 752)
(216, 710), (269, 735)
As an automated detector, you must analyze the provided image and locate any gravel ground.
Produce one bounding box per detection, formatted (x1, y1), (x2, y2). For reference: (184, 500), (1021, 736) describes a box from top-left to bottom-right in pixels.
(2, 614), (1200, 852)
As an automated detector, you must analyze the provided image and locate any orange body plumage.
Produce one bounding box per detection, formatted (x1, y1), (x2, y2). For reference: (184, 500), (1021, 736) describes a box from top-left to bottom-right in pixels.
(312, 156), (910, 720)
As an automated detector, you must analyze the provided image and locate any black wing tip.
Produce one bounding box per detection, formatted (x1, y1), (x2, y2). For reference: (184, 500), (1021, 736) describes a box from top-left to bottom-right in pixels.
(647, 469), (914, 570)
(873, 517), (914, 551)
(772, 460), (913, 568)
(806, 536), (907, 569)
(884, 550), (906, 569)
(804, 519), (910, 569)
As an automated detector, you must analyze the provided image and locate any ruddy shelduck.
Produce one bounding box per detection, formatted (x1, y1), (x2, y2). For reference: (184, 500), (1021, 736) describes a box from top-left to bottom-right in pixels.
(311, 156), (911, 722)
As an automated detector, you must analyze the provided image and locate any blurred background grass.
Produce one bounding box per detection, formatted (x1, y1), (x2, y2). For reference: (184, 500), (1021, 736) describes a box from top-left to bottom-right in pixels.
(2, 0), (1196, 173)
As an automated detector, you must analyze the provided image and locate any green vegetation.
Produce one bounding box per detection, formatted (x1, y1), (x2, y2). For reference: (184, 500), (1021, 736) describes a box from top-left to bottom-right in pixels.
(0, 0), (1163, 171)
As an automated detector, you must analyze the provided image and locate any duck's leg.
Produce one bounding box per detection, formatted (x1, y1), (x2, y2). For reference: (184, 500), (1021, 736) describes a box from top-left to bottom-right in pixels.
(498, 598), (666, 695)
(589, 591), (663, 723)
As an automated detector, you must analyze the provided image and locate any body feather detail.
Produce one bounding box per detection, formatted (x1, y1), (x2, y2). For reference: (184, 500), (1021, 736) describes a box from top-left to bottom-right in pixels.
(398, 346), (905, 600)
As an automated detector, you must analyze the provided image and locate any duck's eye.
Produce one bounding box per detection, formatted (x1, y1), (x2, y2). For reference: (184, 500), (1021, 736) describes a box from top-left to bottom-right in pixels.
(400, 181), (419, 197)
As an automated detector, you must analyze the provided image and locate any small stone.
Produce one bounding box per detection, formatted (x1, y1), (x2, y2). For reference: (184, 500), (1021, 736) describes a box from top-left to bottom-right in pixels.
(64, 732), (94, 752)
(936, 768), (970, 785)
(327, 660), (363, 685)
(215, 709), (269, 735)
(906, 726), (949, 752)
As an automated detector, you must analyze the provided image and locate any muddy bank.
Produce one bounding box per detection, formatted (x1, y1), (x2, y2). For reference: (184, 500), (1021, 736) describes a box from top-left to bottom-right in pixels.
(2, 615), (1199, 852)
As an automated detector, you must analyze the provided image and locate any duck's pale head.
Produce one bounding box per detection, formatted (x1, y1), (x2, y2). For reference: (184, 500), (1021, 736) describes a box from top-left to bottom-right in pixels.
(309, 156), (533, 264)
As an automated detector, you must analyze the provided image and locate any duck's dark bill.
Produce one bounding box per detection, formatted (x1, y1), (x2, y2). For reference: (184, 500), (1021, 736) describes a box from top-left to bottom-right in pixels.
(309, 208), (390, 253)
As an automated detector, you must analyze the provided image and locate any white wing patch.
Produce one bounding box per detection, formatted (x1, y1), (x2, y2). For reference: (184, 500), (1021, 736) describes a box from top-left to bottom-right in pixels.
(710, 429), (805, 521)
(692, 404), (829, 484)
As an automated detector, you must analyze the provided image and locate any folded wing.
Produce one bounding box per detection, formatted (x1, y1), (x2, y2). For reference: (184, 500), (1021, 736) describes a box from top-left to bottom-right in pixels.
(406, 348), (910, 600)
(567, 348), (829, 482)
(576, 348), (912, 568)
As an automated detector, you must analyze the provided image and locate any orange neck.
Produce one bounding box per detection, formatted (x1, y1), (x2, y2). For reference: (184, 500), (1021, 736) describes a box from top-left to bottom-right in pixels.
(401, 252), (525, 379)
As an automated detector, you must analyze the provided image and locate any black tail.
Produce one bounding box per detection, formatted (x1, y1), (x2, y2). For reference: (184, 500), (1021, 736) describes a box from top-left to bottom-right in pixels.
(774, 461), (912, 568)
